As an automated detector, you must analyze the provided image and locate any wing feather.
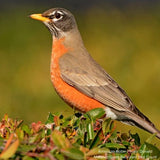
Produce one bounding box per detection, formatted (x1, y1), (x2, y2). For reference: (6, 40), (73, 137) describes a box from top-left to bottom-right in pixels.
(59, 52), (134, 112)
(58, 51), (158, 136)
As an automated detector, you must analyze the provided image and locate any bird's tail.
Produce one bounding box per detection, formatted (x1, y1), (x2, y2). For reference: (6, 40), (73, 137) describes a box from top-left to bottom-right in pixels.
(126, 107), (160, 139)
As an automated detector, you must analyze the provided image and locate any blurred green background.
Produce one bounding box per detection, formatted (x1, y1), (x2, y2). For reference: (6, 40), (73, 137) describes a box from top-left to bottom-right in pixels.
(0, 1), (160, 144)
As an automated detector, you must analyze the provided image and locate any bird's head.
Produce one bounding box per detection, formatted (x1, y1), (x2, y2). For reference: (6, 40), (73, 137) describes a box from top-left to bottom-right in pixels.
(30, 8), (77, 38)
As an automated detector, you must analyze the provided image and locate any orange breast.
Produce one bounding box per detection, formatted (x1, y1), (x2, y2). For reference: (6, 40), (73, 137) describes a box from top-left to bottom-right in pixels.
(50, 38), (104, 112)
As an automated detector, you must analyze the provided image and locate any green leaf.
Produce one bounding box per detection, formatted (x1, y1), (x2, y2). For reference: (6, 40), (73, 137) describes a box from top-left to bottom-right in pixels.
(86, 108), (105, 121)
(45, 112), (54, 124)
(46, 129), (52, 136)
(0, 139), (19, 159)
(54, 153), (65, 160)
(84, 132), (87, 147)
(122, 141), (130, 146)
(61, 148), (84, 160)
(16, 128), (24, 140)
(104, 143), (126, 149)
(89, 128), (102, 149)
(130, 133), (140, 146)
(110, 129), (117, 139)
(73, 118), (80, 127)
(109, 121), (114, 131)
(17, 144), (36, 153)
(86, 147), (110, 156)
(23, 156), (36, 160)
(146, 142), (160, 159)
(138, 142), (149, 158)
(102, 118), (111, 134)
(22, 124), (31, 135)
(145, 142), (160, 158)
(139, 142), (160, 158)
(52, 130), (71, 149)
(87, 123), (94, 140)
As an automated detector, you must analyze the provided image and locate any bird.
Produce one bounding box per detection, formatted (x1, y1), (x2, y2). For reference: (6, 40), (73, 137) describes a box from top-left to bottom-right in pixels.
(30, 8), (160, 139)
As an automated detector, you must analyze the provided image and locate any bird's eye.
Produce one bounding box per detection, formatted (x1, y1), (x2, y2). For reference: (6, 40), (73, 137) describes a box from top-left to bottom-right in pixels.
(55, 12), (62, 19)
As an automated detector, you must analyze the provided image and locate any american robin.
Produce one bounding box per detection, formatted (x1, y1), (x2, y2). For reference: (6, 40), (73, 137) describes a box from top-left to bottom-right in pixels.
(30, 8), (160, 138)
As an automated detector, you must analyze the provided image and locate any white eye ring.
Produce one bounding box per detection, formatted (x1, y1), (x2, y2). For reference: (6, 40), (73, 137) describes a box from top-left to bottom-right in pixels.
(52, 11), (64, 21)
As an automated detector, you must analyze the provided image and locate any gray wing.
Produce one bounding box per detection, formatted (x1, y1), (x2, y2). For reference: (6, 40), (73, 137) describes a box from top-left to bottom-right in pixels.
(59, 52), (134, 113)
(59, 52), (158, 134)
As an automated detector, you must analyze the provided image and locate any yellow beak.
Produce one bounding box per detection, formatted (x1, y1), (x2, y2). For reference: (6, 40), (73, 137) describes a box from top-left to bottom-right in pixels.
(30, 14), (50, 22)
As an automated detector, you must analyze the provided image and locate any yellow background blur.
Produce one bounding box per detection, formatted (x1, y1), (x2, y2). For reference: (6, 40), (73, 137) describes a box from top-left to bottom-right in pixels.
(0, 1), (160, 145)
